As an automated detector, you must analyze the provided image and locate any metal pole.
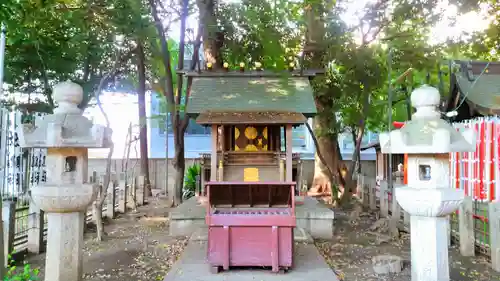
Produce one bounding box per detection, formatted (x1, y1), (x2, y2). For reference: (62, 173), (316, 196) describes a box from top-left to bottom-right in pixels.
(165, 113), (169, 196)
(0, 24), (3, 131)
(387, 48), (393, 189)
(0, 21), (6, 273)
(0, 23), (7, 192)
(0, 23), (5, 90)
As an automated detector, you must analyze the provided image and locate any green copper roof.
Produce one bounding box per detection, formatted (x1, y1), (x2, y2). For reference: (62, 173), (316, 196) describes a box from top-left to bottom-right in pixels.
(456, 73), (500, 115)
(186, 76), (317, 117)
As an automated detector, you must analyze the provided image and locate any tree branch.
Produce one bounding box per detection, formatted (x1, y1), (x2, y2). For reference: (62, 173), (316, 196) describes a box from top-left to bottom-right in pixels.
(35, 46), (54, 109)
(95, 45), (134, 206)
(149, 0), (176, 116)
(180, 23), (203, 131)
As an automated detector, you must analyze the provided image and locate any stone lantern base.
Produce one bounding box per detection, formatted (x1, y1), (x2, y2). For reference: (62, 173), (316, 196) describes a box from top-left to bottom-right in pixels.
(45, 212), (86, 281)
(396, 187), (464, 281)
(31, 183), (97, 281)
(409, 216), (450, 281)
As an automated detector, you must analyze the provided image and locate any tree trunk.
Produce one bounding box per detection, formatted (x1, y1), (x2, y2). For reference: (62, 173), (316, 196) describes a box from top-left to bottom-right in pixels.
(196, 0), (222, 68)
(304, 0), (345, 202)
(124, 124), (139, 212)
(149, 0), (201, 206)
(93, 50), (123, 242)
(348, 126), (365, 174)
(351, 129), (362, 174)
(340, 125), (365, 206)
(311, 114), (342, 201)
(94, 143), (114, 241)
(92, 202), (105, 241)
(137, 41), (152, 196)
(340, 83), (370, 206)
(171, 130), (185, 206)
(123, 123), (133, 174)
(169, 0), (190, 207)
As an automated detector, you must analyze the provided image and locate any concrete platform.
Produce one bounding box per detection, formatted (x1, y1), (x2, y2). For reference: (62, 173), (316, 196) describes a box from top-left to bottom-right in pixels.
(190, 227), (314, 244)
(169, 197), (335, 239)
(164, 241), (339, 281)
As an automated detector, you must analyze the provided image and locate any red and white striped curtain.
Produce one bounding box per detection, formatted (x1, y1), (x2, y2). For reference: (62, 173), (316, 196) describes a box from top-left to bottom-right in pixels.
(451, 118), (499, 202)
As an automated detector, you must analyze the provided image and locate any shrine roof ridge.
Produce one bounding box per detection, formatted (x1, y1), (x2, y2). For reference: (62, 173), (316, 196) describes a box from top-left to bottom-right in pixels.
(186, 75), (317, 118)
(179, 69), (324, 77)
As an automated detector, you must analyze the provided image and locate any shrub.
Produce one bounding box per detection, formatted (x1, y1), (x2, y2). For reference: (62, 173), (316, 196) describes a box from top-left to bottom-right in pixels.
(4, 256), (39, 281)
(183, 163), (201, 200)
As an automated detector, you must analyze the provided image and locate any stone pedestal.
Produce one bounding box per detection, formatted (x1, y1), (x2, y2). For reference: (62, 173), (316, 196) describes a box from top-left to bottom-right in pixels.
(489, 202), (500, 272)
(396, 182), (463, 281)
(45, 212), (85, 281)
(410, 216), (449, 281)
(31, 184), (97, 281)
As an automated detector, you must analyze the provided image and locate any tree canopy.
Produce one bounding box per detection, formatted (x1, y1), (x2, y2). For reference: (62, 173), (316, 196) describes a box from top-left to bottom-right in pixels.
(2, 0), (499, 204)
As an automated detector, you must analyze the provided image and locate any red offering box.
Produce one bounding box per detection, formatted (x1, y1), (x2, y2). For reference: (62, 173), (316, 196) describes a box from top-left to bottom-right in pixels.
(205, 181), (296, 273)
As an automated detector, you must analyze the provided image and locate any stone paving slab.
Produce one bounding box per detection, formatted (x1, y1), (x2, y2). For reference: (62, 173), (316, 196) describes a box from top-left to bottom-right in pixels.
(170, 197), (205, 220)
(296, 197), (335, 219)
(170, 197), (334, 220)
(164, 241), (339, 281)
(190, 227), (314, 244)
(169, 197), (335, 238)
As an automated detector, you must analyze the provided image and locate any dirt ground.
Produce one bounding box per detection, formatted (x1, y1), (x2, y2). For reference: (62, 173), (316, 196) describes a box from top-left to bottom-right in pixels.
(20, 198), (500, 281)
(25, 197), (188, 281)
(316, 208), (500, 281)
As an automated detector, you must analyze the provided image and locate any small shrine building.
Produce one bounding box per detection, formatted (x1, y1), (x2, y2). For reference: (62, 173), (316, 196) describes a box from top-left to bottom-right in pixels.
(186, 69), (320, 189)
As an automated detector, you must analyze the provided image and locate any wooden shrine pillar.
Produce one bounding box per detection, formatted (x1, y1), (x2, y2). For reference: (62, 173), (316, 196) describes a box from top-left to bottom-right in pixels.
(218, 126), (225, 181)
(285, 124), (293, 181)
(279, 158), (285, 181)
(211, 125), (218, 181)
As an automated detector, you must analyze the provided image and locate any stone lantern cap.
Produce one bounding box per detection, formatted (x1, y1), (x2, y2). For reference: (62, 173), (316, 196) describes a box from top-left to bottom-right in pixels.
(17, 80), (112, 148)
(379, 85), (476, 154)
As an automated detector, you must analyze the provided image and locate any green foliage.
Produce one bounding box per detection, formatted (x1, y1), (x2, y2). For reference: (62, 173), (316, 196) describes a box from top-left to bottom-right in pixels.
(217, 0), (303, 70)
(150, 38), (188, 124)
(1, 0), (140, 112)
(3, 0), (497, 141)
(150, 38), (180, 99)
(183, 163), (201, 200)
(4, 255), (39, 281)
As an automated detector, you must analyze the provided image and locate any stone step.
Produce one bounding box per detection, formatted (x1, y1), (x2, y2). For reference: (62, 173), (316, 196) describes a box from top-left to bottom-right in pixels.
(164, 241), (338, 281)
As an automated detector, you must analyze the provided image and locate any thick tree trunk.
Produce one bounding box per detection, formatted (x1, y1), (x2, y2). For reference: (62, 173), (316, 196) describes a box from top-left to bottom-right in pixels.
(304, 0), (345, 202)
(196, 0), (222, 68)
(137, 42), (152, 196)
(311, 114), (342, 201)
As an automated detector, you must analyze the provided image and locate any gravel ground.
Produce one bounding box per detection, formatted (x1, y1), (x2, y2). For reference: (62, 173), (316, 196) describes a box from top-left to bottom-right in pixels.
(24, 198), (187, 281)
(316, 208), (500, 281)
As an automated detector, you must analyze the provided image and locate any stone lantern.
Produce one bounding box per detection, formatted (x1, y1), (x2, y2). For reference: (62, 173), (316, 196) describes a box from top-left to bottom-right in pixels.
(17, 81), (112, 281)
(379, 85), (476, 281)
